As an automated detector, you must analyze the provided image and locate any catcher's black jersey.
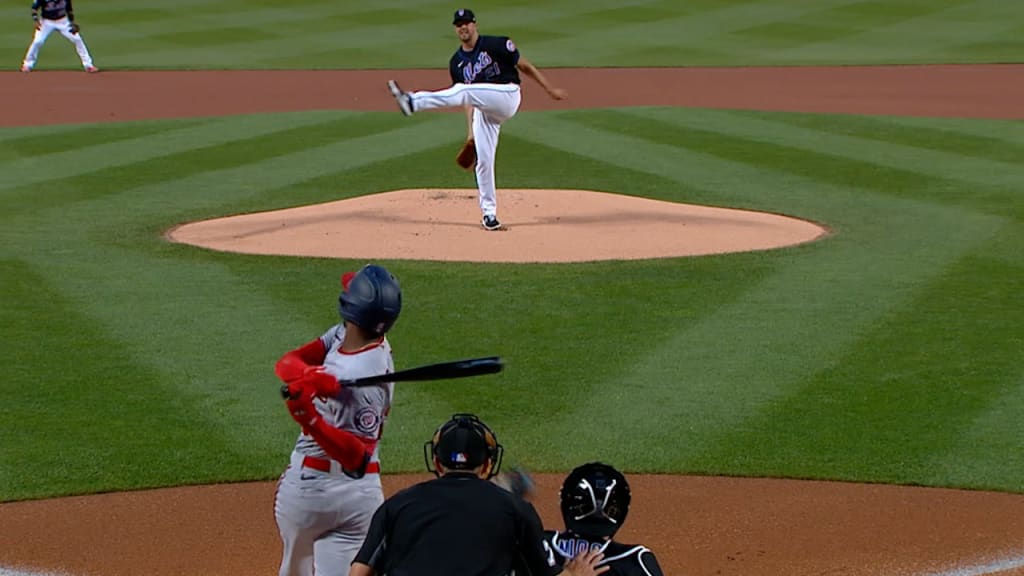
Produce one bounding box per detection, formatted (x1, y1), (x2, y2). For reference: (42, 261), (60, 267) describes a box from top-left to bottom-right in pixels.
(449, 35), (521, 85)
(33, 0), (72, 20)
(541, 531), (665, 576)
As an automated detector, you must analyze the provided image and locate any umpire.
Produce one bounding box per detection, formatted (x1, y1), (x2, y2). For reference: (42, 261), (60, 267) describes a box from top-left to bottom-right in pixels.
(349, 413), (607, 576)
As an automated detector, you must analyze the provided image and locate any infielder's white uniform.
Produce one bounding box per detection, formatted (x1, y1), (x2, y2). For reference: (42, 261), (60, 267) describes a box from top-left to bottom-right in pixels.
(274, 324), (394, 576)
(22, 0), (96, 72)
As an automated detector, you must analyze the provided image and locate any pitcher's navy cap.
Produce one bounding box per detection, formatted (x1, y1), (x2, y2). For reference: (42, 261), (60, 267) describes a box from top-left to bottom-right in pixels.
(453, 8), (476, 25)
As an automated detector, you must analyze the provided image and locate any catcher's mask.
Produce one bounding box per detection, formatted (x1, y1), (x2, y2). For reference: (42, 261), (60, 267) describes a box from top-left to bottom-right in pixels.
(423, 413), (503, 479)
(338, 264), (402, 336)
(560, 462), (631, 539)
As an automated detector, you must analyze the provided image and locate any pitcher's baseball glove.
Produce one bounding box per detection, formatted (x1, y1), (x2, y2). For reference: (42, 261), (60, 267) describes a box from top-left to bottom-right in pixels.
(456, 139), (476, 171)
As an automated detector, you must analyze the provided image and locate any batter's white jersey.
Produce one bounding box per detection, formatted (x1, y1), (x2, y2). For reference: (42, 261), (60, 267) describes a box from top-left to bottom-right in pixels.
(275, 323), (395, 576)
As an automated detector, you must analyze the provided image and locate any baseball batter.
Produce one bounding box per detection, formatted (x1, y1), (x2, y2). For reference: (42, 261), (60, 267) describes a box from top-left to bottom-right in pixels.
(387, 8), (567, 231)
(21, 0), (97, 73)
(273, 264), (402, 576)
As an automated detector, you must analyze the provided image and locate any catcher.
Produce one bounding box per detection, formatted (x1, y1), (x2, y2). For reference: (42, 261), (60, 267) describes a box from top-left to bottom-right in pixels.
(495, 462), (665, 576)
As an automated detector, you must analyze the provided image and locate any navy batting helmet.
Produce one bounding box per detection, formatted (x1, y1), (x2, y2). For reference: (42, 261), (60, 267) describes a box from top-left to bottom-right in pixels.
(560, 462), (631, 539)
(338, 264), (402, 336)
(423, 413), (504, 479)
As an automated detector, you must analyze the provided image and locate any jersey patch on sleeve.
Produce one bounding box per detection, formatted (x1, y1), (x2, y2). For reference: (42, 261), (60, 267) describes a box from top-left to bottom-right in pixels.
(506, 39), (517, 52)
(356, 406), (381, 435)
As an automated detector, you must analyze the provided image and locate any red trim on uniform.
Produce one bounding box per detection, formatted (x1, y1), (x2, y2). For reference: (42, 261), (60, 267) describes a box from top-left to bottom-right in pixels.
(303, 455), (380, 474)
(306, 416), (374, 471)
(338, 337), (386, 355)
(275, 338), (328, 383)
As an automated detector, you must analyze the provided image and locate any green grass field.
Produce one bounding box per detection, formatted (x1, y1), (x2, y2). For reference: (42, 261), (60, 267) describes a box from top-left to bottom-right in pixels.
(1, 0), (1022, 70)
(1, 0), (1023, 502)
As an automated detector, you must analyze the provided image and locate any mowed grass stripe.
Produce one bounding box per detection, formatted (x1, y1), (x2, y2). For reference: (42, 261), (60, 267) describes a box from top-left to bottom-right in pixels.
(0, 258), (268, 500)
(103, 0), (659, 68)
(726, 110), (1024, 166)
(933, 366), (1024, 492)
(885, 114), (1024, 146)
(622, 108), (1023, 215)
(548, 200), (1000, 470)
(510, 110), (1004, 469)
(5, 118), (460, 458)
(0, 111), (353, 192)
(0, 119), (209, 162)
(694, 247), (1024, 490)
(768, 0), (1006, 61)
(531, 0), (867, 65)
(0, 112), (418, 220)
(18, 113), (453, 229)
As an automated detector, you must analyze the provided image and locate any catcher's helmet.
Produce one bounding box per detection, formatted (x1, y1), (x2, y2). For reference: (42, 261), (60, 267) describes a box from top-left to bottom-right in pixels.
(338, 264), (402, 336)
(423, 413), (504, 479)
(560, 462), (631, 539)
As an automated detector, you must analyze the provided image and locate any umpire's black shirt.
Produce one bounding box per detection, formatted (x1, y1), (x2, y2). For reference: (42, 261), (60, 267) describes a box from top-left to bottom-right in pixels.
(353, 472), (557, 576)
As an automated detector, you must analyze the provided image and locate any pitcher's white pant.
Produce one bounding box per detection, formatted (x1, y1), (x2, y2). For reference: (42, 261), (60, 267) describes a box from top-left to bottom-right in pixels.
(409, 83), (522, 218)
(22, 17), (95, 70)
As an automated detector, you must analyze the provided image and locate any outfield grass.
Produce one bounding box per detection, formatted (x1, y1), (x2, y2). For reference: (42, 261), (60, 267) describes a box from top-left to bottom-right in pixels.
(1, 0), (1023, 503)
(1, 0), (1022, 70)
(1, 104), (1022, 501)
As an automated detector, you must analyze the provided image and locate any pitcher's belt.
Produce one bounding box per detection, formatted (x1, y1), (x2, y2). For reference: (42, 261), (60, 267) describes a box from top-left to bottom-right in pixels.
(302, 455), (380, 474)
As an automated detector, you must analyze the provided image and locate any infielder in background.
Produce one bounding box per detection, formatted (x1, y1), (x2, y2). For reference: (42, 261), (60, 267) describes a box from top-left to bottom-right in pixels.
(21, 0), (98, 73)
(387, 8), (567, 231)
(542, 463), (665, 576)
(274, 264), (402, 576)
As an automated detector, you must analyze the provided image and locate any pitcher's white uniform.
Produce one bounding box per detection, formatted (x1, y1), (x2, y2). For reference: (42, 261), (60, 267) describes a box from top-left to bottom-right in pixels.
(391, 29), (523, 229)
(274, 323), (394, 576)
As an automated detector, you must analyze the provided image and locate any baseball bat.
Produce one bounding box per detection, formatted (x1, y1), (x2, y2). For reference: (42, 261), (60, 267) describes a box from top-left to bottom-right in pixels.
(280, 356), (503, 399)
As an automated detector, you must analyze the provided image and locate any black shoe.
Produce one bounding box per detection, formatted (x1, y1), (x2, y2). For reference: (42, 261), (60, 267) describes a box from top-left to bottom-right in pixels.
(481, 215), (502, 231)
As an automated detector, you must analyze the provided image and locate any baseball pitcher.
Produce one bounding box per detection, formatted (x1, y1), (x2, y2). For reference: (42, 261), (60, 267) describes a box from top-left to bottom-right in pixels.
(274, 264), (402, 576)
(387, 7), (567, 231)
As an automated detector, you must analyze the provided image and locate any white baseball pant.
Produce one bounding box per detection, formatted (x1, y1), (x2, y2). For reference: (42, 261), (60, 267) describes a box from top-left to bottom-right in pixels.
(409, 83), (522, 219)
(22, 17), (95, 70)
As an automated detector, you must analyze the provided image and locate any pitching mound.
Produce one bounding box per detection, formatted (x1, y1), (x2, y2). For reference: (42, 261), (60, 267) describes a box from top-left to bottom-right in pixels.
(167, 188), (827, 262)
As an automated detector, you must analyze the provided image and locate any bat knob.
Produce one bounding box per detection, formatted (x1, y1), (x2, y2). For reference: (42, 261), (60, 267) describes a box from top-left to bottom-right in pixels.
(280, 384), (291, 399)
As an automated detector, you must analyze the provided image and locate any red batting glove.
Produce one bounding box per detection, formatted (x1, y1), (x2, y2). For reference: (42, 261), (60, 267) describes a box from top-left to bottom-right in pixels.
(285, 384), (320, 430)
(304, 366), (341, 398)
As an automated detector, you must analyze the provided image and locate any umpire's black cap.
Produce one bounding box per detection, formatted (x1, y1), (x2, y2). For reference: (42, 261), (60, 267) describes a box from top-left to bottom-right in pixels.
(425, 413), (503, 478)
(453, 8), (476, 25)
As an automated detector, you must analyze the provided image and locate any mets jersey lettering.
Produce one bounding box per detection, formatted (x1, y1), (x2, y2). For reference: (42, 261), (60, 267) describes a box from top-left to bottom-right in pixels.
(449, 35), (521, 85)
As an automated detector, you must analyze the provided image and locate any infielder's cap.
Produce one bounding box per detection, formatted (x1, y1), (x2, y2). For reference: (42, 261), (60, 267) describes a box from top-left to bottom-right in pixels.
(453, 8), (476, 25)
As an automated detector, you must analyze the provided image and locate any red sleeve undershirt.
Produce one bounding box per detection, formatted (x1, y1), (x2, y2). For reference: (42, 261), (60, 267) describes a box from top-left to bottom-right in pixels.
(277, 338), (374, 471)
(275, 338), (327, 383)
